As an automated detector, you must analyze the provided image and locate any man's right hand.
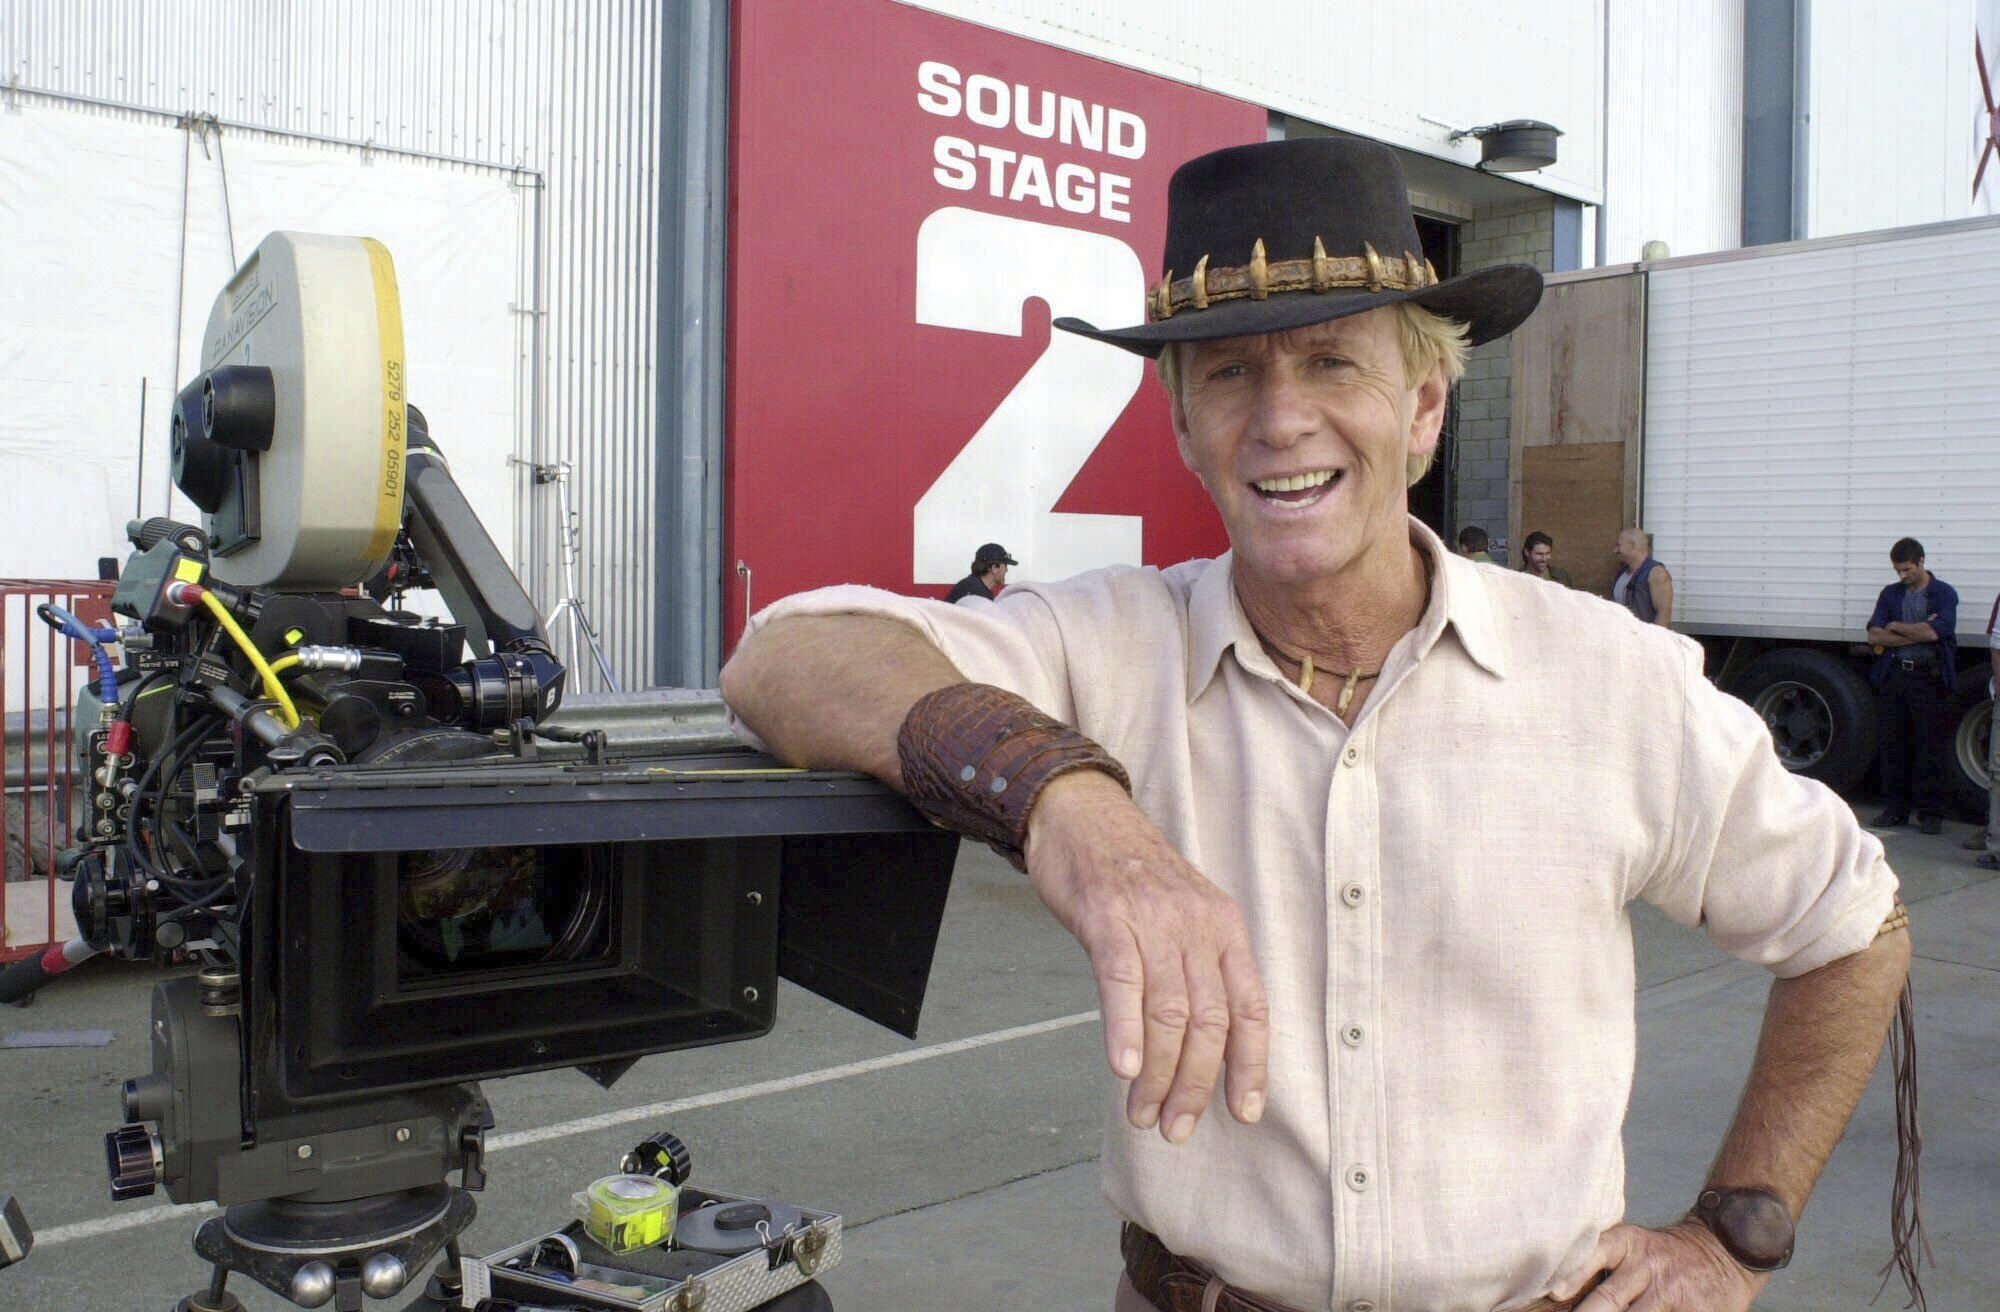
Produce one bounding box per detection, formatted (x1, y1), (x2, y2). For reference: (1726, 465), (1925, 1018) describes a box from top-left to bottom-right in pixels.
(1023, 771), (1270, 1142)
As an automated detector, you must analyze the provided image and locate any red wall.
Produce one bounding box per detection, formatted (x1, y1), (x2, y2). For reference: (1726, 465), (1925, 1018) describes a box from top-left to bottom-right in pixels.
(725, 0), (1263, 648)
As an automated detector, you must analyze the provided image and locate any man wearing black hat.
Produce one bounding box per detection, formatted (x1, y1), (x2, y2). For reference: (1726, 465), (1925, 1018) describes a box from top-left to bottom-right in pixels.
(944, 543), (1017, 604)
(722, 138), (1915, 1312)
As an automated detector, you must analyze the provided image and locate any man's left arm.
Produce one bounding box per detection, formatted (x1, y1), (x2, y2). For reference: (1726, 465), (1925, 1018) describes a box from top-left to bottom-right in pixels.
(1557, 641), (1910, 1310)
(1648, 568), (1674, 626)
(1557, 929), (1909, 1311)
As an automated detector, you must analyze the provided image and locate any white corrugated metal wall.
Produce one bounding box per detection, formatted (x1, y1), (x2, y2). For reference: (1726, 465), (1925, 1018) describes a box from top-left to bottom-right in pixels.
(1, 0), (661, 692)
(896, 0), (1607, 206)
(1982, 0), (2000, 215)
(1807, 0), (1981, 236)
(1602, 0), (1743, 263)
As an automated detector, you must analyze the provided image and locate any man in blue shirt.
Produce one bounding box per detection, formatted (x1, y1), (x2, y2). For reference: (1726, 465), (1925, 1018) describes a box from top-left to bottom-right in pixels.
(1865, 537), (1959, 833)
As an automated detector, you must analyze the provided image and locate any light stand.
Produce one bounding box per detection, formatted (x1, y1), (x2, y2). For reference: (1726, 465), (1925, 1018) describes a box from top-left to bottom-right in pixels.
(512, 457), (620, 692)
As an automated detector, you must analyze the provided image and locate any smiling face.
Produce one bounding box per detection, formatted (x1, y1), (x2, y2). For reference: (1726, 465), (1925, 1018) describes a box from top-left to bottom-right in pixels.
(1528, 542), (1553, 571)
(1169, 308), (1447, 596)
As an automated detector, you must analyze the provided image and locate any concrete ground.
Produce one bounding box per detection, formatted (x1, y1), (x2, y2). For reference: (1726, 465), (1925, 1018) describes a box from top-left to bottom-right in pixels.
(0, 803), (1992, 1311)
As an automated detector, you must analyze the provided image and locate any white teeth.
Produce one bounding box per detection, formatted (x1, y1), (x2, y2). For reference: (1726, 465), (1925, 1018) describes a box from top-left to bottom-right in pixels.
(1252, 470), (1337, 493)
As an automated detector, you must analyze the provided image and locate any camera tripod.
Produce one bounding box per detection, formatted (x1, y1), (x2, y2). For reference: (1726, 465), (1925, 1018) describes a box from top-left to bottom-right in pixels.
(176, 1185), (475, 1312)
(511, 456), (620, 692)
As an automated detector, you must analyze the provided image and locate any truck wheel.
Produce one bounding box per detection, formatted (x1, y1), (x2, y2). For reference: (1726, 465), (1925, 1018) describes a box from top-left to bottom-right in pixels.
(1732, 649), (1877, 794)
(1948, 662), (1993, 820)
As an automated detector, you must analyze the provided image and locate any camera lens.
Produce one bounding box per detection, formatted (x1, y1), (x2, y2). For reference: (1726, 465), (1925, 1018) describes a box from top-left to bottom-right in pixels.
(395, 843), (611, 977)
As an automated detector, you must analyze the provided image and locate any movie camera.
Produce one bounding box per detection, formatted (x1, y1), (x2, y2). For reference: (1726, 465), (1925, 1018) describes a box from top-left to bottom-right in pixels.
(0, 233), (958, 1310)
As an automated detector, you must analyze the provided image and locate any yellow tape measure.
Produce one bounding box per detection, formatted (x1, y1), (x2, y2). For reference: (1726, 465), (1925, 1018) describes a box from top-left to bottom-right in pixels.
(576, 1174), (678, 1254)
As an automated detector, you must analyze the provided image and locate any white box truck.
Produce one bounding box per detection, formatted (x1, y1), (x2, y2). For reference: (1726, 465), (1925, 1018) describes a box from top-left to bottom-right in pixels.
(1509, 216), (1999, 811)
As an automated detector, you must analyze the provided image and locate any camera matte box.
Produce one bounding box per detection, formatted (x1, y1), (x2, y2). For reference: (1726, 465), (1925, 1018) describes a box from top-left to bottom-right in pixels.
(236, 751), (959, 1104)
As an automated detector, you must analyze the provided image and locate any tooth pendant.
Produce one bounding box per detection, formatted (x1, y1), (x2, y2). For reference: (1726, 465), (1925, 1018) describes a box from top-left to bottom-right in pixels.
(1334, 668), (1362, 716)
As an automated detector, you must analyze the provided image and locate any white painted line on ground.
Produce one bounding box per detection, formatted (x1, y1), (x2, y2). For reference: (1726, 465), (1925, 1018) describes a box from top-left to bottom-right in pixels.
(35, 1200), (221, 1247)
(35, 1010), (1102, 1248)
(489, 1009), (1100, 1151)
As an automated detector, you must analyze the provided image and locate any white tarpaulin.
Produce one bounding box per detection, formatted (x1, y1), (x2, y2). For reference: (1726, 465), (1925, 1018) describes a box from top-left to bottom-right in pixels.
(0, 97), (529, 581)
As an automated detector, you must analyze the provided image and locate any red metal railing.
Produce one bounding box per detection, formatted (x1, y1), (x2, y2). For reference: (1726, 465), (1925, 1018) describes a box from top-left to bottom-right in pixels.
(2, 579), (116, 962)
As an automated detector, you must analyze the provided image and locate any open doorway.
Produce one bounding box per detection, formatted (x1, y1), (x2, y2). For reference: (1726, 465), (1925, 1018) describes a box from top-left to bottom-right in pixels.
(1406, 213), (1460, 539)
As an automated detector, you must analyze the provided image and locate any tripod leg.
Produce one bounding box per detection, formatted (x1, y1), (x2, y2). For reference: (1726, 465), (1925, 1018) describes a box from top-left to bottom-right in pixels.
(417, 1237), (465, 1307)
(175, 1266), (244, 1312)
(546, 598), (585, 687)
(574, 604), (620, 692)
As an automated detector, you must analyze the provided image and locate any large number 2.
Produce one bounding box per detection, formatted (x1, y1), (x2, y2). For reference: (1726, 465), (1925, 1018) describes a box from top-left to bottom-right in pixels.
(912, 207), (1146, 584)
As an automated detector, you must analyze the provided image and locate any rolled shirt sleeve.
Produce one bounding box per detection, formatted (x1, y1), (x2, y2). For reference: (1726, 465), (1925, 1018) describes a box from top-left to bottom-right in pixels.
(725, 585), (1079, 752)
(1637, 641), (1899, 977)
(1929, 582), (1957, 635)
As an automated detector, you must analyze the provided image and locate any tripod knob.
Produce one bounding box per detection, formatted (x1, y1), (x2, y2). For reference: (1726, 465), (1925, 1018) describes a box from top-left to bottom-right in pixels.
(361, 1252), (409, 1298)
(104, 1122), (163, 1200)
(621, 1129), (693, 1185)
(288, 1261), (336, 1308)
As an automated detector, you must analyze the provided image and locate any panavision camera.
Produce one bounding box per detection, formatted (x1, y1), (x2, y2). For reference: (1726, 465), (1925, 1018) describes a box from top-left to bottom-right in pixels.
(0, 233), (957, 1311)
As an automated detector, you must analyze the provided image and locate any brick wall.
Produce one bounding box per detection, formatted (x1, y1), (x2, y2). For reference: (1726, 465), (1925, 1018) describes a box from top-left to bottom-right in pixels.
(1451, 203), (1554, 559)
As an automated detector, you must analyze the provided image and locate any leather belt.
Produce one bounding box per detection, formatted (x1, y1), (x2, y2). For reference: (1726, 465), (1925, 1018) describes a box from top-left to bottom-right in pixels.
(1121, 1224), (1594, 1312)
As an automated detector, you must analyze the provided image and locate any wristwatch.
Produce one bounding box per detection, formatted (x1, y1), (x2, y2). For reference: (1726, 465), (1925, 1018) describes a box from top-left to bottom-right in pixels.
(1689, 1186), (1795, 1272)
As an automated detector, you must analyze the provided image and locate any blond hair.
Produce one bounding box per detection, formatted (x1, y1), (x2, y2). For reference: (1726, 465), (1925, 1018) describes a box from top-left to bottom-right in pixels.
(1156, 302), (1471, 485)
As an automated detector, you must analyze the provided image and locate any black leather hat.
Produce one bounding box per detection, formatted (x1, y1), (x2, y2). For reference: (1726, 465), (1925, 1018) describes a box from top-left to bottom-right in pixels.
(1054, 137), (1543, 357)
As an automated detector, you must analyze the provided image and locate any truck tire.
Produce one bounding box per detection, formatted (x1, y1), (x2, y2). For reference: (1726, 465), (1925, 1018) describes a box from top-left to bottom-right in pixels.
(1731, 648), (1877, 795)
(1948, 661), (1993, 820)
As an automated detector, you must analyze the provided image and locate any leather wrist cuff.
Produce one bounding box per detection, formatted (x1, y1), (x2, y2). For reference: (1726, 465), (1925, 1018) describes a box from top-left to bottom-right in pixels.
(897, 683), (1131, 868)
(1688, 1186), (1795, 1272)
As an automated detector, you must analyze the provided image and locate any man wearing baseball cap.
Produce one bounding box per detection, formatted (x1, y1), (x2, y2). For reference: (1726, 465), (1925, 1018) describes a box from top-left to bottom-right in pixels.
(723, 137), (1916, 1312)
(944, 543), (1018, 604)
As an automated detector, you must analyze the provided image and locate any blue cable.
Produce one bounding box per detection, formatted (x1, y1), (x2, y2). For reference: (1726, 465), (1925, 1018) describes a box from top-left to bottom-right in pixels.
(39, 603), (122, 711)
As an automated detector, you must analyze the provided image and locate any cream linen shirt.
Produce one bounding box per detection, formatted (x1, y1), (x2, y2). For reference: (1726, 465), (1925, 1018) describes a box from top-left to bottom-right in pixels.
(731, 520), (1898, 1312)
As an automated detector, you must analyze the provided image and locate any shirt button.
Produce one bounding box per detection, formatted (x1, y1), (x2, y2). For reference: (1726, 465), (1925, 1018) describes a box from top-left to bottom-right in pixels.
(1342, 745), (1360, 766)
(1349, 1302), (1378, 1312)
(1345, 1165), (1371, 1192)
(1341, 1024), (1365, 1048)
(1341, 883), (1366, 907)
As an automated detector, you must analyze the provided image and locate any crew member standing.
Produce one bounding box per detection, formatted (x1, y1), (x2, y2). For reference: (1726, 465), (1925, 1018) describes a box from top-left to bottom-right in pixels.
(944, 543), (1017, 604)
(1611, 528), (1672, 625)
(1865, 537), (1959, 834)
(1520, 530), (1574, 587)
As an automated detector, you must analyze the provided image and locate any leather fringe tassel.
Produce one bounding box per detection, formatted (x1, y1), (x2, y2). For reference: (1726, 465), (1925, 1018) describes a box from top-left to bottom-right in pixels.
(1875, 979), (1930, 1309)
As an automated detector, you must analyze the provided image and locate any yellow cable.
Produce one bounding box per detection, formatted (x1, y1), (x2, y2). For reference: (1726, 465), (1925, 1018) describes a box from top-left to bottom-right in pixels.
(195, 591), (301, 728)
(268, 653), (302, 676)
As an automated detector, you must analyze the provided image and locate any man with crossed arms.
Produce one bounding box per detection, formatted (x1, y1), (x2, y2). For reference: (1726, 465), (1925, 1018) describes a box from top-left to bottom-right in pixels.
(723, 139), (1915, 1312)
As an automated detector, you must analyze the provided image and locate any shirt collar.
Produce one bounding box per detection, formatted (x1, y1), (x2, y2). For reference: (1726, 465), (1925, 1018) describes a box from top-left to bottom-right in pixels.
(1185, 518), (1510, 703)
